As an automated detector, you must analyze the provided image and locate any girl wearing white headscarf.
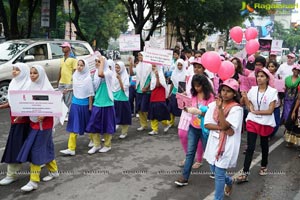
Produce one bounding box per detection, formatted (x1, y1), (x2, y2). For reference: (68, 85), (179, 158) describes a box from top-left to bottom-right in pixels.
(112, 61), (132, 139)
(17, 65), (59, 192)
(86, 55), (116, 154)
(148, 65), (171, 135)
(167, 59), (187, 128)
(60, 59), (94, 156)
(135, 52), (152, 131)
(0, 63), (31, 186)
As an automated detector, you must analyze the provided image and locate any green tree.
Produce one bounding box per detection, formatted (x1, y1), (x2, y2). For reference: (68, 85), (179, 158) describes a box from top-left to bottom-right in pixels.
(166, 0), (273, 50)
(78, 0), (128, 49)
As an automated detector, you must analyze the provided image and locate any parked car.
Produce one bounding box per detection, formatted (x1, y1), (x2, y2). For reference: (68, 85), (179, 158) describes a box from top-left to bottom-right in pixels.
(0, 39), (94, 104)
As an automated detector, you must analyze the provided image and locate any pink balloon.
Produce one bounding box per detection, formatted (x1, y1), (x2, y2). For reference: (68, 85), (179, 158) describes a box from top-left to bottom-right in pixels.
(245, 27), (258, 41)
(229, 26), (243, 43)
(201, 51), (221, 73)
(245, 39), (260, 55)
(218, 61), (235, 81)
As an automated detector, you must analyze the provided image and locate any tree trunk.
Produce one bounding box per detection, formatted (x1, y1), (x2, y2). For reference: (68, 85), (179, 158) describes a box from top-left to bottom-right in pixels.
(0, 0), (10, 39)
(9, 0), (20, 39)
(175, 18), (186, 49)
(71, 0), (87, 41)
(27, 0), (39, 38)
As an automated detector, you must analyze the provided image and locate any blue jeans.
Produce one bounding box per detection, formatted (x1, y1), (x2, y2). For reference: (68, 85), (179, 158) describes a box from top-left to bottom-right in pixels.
(182, 125), (205, 180)
(211, 165), (233, 200)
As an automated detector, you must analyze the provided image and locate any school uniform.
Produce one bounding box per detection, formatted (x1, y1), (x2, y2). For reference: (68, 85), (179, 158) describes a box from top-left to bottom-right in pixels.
(0, 63), (31, 186)
(148, 68), (170, 134)
(113, 61), (132, 137)
(16, 65), (59, 192)
(60, 59), (94, 155)
(86, 58), (116, 153)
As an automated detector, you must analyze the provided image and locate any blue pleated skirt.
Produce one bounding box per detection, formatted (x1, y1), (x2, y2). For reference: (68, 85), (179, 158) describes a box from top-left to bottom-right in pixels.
(66, 103), (91, 135)
(148, 102), (171, 121)
(17, 128), (55, 165)
(1, 123), (30, 163)
(85, 106), (116, 134)
(114, 100), (132, 125)
(136, 93), (150, 112)
(167, 93), (182, 117)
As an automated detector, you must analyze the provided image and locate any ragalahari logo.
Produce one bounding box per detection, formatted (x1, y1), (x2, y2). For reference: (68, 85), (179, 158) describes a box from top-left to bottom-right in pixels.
(240, 1), (255, 16)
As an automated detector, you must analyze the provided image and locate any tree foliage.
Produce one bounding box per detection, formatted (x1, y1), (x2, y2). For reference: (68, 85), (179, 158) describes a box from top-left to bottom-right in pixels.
(78, 0), (128, 49)
(166, 0), (273, 50)
(0, 0), (128, 49)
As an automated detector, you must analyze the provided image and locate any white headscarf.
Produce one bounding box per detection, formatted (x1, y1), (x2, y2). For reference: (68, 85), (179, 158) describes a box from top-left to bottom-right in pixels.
(112, 61), (130, 97)
(7, 63), (31, 103)
(136, 52), (152, 89)
(72, 59), (94, 99)
(93, 56), (114, 101)
(27, 65), (53, 91)
(171, 58), (187, 89)
(150, 65), (169, 98)
(27, 65), (53, 123)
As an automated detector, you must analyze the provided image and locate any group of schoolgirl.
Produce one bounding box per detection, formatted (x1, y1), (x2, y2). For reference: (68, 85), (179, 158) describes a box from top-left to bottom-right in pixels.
(0, 55), (134, 192)
(0, 63), (60, 192)
(169, 52), (280, 200)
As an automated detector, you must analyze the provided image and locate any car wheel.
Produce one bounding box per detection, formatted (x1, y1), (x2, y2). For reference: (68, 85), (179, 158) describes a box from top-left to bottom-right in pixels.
(0, 81), (9, 104)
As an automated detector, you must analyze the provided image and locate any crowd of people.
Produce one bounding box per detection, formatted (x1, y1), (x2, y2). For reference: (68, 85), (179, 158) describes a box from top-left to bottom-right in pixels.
(0, 42), (300, 200)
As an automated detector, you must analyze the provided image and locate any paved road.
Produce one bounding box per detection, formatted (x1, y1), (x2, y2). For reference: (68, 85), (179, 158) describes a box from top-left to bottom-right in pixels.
(0, 108), (300, 200)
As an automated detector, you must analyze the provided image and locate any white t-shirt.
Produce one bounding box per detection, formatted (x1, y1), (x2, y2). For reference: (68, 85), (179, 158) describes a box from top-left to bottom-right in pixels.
(275, 63), (294, 80)
(246, 86), (278, 127)
(203, 102), (243, 169)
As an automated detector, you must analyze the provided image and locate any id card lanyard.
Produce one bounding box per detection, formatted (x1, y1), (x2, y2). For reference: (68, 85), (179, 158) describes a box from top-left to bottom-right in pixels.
(257, 86), (268, 111)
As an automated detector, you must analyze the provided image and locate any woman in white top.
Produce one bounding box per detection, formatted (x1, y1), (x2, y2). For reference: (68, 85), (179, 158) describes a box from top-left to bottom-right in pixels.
(238, 67), (278, 183)
(204, 78), (243, 199)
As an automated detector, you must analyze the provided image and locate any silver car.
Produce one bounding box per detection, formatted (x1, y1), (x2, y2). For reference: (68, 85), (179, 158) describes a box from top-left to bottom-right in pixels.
(0, 39), (94, 104)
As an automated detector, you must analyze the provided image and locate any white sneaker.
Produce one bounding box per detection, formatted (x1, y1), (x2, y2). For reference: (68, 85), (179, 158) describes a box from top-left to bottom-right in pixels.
(137, 126), (146, 131)
(164, 125), (172, 133)
(21, 181), (38, 192)
(0, 176), (17, 185)
(88, 140), (94, 147)
(116, 125), (120, 130)
(119, 134), (127, 139)
(60, 149), (75, 156)
(42, 171), (59, 182)
(99, 146), (111, 153)
(148, 130), (158, 135)
(88, 146), (101, 154)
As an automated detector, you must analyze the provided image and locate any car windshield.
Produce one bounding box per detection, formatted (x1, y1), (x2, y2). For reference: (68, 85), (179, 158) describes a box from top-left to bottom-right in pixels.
(0, 42), (28, 61)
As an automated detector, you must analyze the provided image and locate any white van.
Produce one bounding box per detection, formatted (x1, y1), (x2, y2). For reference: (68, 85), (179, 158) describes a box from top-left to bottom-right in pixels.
(0, 39), (94, 104)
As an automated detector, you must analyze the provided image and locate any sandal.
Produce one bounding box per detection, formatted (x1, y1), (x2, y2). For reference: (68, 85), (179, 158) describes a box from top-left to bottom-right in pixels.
(235, 174), (248, 184)
(178, 159), (185, 167)
(192, 162), (203, 169)
(259, 167), (268, 176)
(224, 184), (232, 196)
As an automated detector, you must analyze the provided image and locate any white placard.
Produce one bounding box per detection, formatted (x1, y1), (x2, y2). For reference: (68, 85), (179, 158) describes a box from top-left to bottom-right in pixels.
(119, 34), (141, 51)
(271, 40), (283, 52)
(9, 90), (63, 117)
(143, 47), (173, 66)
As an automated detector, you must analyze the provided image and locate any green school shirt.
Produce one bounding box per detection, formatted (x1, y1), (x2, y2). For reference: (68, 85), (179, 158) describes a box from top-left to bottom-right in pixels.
(93, 82), (114, 107)
(136, 75), (151, 94)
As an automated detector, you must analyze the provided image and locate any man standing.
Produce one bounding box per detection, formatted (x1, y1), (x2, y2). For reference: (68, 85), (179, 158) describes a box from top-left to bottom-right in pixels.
(57, 42), (77, 119)
(276, 53), (296, 80)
